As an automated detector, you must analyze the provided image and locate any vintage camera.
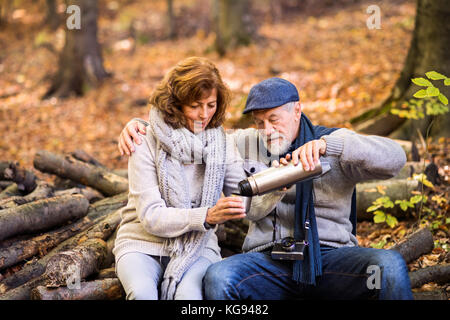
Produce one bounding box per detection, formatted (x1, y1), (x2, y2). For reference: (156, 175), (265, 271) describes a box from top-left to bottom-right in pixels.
(271, 237), (307, 261)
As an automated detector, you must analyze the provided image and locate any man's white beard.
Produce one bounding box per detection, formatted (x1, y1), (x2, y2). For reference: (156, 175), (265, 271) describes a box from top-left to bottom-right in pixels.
(261, 132), (291, 156)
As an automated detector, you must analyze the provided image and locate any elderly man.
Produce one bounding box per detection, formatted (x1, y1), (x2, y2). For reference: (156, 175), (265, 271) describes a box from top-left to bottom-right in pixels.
(117, 77), (413, 300)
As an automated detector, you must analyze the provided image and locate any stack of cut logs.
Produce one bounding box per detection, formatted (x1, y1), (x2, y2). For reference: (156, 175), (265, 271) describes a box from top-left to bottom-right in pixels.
(0, 141), (448, 300)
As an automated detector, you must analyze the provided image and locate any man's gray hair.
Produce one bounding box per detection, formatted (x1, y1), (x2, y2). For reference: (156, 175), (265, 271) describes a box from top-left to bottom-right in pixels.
(281, 101), (298, 112)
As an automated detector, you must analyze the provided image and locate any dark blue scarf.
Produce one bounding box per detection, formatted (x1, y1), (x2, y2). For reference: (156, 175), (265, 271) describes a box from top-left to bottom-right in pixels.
(281, 114), (357, 286)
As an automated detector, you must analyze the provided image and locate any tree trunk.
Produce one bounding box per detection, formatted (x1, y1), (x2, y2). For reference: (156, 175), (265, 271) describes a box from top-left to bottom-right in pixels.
(389, 227), (434, 264)
(33, 150), (128, 196)
(0, 194), (89, 242)
(31, 278), (124, 300)
(409, 263), (450, 288)
(43, 0), (110, 99)
(213, 0), (252, 56)
(44, 0), (60, 30)
(167, 0), (176, 39)
(351, 0), (450, 140)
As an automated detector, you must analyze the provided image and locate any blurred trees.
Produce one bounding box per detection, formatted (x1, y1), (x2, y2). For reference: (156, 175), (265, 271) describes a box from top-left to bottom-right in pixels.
(352, 0), (450, 140)
(44, 0), (110, 99)
(44, 0), (60, 30)
(213, 0), (253, 56)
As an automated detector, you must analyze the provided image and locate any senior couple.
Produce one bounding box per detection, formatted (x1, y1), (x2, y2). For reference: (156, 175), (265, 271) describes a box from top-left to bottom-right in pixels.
(112, 56), (413, 300)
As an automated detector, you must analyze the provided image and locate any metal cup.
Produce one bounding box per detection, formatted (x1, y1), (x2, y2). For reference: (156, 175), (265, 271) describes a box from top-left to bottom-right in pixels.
(231, 193), (252, 213)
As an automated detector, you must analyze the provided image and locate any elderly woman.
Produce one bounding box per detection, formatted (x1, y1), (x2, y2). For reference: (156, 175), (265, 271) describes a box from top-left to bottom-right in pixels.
(113, 57), (247, 300)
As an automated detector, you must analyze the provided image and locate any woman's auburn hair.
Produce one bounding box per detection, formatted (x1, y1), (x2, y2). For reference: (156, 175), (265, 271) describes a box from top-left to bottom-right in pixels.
(149, 57), (231, 129)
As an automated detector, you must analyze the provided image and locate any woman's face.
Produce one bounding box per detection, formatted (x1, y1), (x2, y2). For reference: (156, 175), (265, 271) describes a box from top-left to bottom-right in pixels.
(181, 88), (218, 133)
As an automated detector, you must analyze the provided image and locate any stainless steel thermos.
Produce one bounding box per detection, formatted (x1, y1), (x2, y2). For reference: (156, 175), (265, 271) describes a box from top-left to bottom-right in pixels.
(238, 160), (330, 196)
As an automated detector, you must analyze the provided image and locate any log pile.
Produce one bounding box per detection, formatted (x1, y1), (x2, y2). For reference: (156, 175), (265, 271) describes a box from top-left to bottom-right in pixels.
(0, 151), (128, 300)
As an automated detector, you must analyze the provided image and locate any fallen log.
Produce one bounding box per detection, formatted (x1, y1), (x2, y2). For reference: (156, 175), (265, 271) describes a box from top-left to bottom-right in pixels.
(71, 150), (106, 168)
(0, 181), (53, 209)
(389, 227), (434, 264)
(54, 186), (104, 203)
(33, 150), (128, 196)
(31, 278), (124, 300)
(96, 267), (116, 280)
(2, 162), (37, 194)
(0, 162), (13, 180)
(0, 215), (95, 270)
(356, 179), (419, 220)
(413, 290), (448, 300)
(409, 264), (450, 288)
(0, 208), (122, 297)
(44, 238), (109, 288)
(0, 184), (22, 200)
(0, 181), (14, 190)
(0, 194), (89, 242)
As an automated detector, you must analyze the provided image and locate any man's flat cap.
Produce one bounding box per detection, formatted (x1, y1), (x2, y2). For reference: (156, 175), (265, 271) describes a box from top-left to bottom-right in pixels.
(243, 77), (299, 114)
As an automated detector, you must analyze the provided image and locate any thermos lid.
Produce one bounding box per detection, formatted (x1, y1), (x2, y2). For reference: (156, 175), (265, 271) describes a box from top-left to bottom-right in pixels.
(238, 179), (253, 197)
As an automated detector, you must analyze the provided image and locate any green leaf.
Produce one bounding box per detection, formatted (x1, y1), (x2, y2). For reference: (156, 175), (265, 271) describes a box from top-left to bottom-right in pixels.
(373, 210), (386, 223)
(444, 78), (450, 86)
(413, 89), (428, 98)
(395, 199), (413, 211)
(386, 214), (398, 228)
(426, 71), (446, 80)
(426, 86), (440, 97)
(367, 205), (380, 212)
(412, 77), (433, 87)
(371, 239), (387, 249)
(410, 194), (425, 204)
(438, 93), (448, 105)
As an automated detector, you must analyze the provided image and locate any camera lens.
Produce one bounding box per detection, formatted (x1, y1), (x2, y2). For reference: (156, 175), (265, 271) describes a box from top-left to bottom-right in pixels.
(281, 237), (296, 252)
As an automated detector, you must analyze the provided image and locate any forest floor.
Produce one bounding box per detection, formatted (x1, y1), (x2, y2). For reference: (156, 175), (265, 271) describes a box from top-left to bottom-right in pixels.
(0, 0), (448, 297)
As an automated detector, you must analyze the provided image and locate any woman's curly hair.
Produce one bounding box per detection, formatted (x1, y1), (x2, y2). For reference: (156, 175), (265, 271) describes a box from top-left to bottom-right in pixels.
(149, 57), (231, 129)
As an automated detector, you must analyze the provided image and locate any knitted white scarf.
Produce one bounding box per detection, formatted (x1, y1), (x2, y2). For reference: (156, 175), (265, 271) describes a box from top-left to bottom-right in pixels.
(148, 107), (226, 300)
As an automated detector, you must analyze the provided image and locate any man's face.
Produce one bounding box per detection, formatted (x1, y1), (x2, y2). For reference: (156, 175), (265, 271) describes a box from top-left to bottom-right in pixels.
(252, 102), (301, 156)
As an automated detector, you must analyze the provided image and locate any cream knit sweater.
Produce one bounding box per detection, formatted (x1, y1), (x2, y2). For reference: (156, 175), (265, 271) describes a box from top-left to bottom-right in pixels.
(113, 129), (248, 265)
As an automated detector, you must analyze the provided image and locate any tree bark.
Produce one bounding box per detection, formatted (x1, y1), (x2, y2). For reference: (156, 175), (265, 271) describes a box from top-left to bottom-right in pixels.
(356, 179), (420, 220)
(43, 0), (110, 99)
(71, 149), (106, 168)
(409, 263), (450, 288)
(0, 181), (54, 209)
(34, 150), (128, 196)
(389, 227), (434, 264)
(0, 184), (22, 200)
(44, 0), (60, 30)
(31, 278), (124, 300)
(44, 238), (109, 288)
(351, 0), (450, 140)
(0, 194), (89, 242)
(0, 197), (125, 295)
(54, 186), (104, 203)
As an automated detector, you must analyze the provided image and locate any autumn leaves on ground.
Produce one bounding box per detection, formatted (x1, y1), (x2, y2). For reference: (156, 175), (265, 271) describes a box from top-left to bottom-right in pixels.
(0, 0), (448, 297)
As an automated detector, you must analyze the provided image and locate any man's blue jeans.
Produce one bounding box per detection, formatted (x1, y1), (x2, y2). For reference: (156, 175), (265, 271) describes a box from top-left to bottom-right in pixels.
(203, 246), (413, 300)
